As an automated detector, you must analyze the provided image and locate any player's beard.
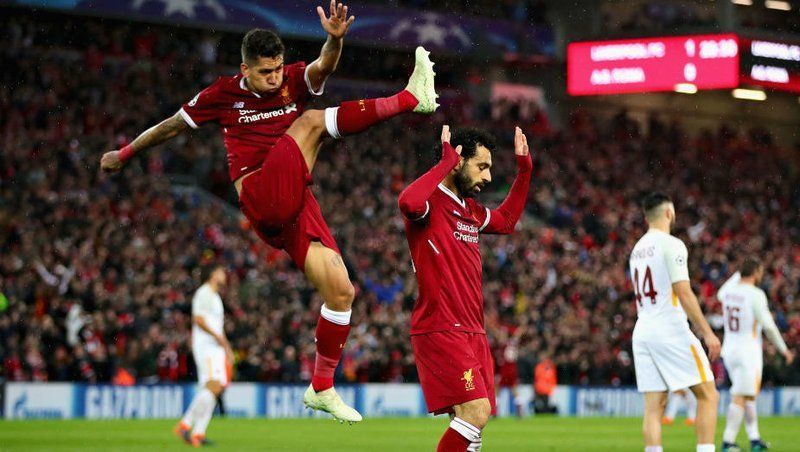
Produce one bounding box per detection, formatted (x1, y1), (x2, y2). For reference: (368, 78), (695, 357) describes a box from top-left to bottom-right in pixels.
(454, 168), (481, 198)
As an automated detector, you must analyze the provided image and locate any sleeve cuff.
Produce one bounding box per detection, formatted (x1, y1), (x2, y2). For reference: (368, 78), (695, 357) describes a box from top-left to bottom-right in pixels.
(304, 63), (326, 96)
(178, 108), (199, 129)
(479, 207), (491, 232)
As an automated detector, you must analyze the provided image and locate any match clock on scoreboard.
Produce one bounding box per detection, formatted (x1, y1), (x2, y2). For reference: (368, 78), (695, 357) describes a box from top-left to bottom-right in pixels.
(567, 34), (740, 96)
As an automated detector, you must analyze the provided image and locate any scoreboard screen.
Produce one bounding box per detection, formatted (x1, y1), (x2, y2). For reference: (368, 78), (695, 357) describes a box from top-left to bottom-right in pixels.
(568, 34), (740, 96)
(740, 38), (800, 94)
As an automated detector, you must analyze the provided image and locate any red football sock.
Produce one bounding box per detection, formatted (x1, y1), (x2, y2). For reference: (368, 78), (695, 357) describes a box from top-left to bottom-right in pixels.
(311, 316), (351, 392)
(437, 427), (471, 452)
(335, 90), (418, 136)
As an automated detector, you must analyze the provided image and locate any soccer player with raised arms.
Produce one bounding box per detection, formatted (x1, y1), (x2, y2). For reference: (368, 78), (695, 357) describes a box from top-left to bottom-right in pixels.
(399, 125), (532, 451)
(629, 193), (721, 452)
(100, 2), (438, 423)
(718, 258), (794, 452)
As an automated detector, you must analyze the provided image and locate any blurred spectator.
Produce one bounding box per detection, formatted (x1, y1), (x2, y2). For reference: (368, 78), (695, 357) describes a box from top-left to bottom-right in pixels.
(534, 352), (557, 414)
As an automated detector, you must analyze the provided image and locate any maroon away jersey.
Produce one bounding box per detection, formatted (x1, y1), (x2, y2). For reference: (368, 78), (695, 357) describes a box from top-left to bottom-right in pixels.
(405, 184), (492, 335)
(179, 62), (321, 181)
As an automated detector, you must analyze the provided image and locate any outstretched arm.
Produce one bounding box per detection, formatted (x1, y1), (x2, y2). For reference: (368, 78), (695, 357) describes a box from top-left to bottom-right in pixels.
(398, 125), (461, 220)
(306, 1), (355, 92)
(100, 111), (188, 172)
(482, 127), (533, 235)
(753, 293), (793, 363)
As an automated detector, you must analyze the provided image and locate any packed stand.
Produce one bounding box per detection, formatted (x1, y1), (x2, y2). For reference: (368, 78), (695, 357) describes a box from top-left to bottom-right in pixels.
(2, 11), (799, 390)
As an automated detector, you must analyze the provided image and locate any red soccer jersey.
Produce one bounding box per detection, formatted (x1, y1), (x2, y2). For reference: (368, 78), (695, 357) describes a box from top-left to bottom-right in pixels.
(179, 62), (322, 181)
(404, 184), (492, 335)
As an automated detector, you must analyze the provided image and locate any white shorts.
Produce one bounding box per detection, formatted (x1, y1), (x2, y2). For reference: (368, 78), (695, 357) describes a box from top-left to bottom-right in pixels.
(633, 333), (714, 393)
(193, 346), (230, 387)
(723, 352), (762, 396)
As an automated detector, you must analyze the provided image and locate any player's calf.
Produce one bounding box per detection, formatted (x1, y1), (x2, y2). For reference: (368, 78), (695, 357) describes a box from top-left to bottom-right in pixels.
(323, 47), (437, 138)
(437, 399), (490, 452)
(690, 381), (719, 450)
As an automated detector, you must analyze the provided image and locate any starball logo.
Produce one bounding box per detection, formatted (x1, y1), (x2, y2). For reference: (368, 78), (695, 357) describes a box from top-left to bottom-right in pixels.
(238, 103), (298, 124)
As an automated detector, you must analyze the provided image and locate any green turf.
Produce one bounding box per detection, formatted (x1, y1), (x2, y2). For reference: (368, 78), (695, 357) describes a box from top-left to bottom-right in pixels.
(0, 416), (796, 451)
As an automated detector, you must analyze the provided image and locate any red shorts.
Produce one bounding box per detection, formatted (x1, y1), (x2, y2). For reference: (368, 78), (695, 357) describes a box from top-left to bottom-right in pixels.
(239, 134), (340, 269)
(411, 331), (496, 416)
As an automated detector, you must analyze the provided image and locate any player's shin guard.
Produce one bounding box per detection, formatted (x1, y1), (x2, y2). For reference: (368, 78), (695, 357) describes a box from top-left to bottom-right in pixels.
(723, 403), (744, 444)
(324, 91), (418, 139)
(744, 401), (760, 440)
(311, 305), (351, 392)
(438, 417), (481, 452)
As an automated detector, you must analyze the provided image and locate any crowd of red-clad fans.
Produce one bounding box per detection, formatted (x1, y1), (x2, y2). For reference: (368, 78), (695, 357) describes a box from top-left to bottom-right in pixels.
(2, 11), (799, 389)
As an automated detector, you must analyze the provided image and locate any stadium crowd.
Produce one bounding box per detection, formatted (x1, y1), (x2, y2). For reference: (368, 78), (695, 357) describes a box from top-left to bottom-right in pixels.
(2, 10), (799, 389)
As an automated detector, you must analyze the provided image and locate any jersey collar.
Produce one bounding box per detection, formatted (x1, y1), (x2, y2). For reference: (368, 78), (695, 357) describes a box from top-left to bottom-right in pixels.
(239, 76), (262, 98)
(438, 183), (465, 208)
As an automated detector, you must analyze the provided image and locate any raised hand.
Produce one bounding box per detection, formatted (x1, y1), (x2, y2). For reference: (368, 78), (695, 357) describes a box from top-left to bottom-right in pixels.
(100, 150), (123, 173)
(317, 1), (355, 39)
(514, 126), (529, 157)
(441, 125), (462, 156)
(705, 332), (721, 361)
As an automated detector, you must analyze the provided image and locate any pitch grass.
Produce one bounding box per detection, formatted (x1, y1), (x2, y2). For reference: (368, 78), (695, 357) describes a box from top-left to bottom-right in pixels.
(0, 416), (797, 451)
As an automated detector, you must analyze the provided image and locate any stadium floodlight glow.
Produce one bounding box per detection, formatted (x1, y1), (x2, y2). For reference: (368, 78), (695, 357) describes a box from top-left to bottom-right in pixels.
(674, 83), (698, 94)
(731, 0), (753, 5)
(764, 0), (791, 10)
(732, 88), (767, 100)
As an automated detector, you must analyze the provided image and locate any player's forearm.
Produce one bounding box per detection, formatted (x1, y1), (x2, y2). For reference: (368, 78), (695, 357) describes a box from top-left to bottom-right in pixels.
(677, 289), (714, 336)
(755, 304), (789, 354)
(764, 324), (789, 354)
(122, 112), (188, 160)
(317, 35), (343, 75)
(398, 146), (459, 217)
(484, 155), (533, 234)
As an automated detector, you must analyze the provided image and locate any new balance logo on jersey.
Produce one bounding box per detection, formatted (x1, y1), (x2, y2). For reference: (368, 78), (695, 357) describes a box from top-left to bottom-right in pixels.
(233, 102), (245, 109)
(238, 103), (298, 123)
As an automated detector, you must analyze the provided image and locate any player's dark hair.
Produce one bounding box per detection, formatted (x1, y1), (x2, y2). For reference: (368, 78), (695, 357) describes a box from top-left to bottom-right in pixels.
(450, 128), (497, 160)
(740, 257), (762, 277)
(241, 29), (284, 63)
(641, 192), (672, 217)
(200, 263), (224, 282)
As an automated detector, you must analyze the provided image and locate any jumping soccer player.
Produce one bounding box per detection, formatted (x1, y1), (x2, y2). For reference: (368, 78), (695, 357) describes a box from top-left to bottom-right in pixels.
(629, 193), (721, 452)
(175, 264), (232, 447)
(718, 258), (795, 452)
(100, 2), (438, 423)
(399, 125), (532, 451)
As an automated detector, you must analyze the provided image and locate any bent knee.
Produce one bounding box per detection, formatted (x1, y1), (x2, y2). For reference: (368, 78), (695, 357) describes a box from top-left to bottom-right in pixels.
(693, 382), (719, 401)
(291, 110), (326, 134)
(459, 399), (491, 429)
(206, 380), (223, 396)
(328, 280), (355, 310)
